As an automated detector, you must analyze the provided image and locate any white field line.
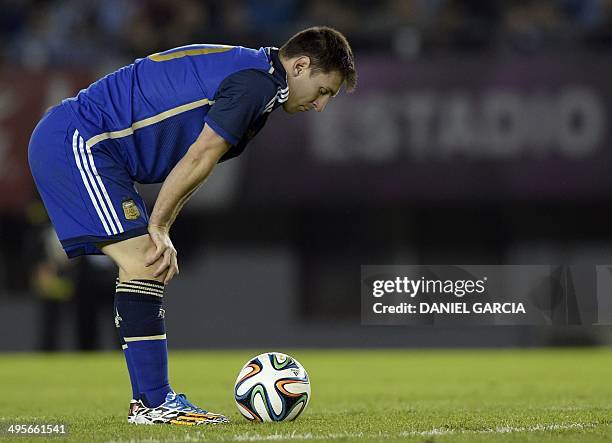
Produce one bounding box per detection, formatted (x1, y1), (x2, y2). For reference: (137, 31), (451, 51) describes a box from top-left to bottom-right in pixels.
(400, 422), (599, 437)
(102, 422), (609, 443)
(225, 422), (605, 441)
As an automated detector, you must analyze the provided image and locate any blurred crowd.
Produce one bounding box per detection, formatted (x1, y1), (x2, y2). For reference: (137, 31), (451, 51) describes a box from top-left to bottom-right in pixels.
(2, 0), (612, 69)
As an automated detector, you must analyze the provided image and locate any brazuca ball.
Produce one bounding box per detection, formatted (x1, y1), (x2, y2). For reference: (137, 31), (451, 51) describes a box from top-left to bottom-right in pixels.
(234, 352), (310, 422)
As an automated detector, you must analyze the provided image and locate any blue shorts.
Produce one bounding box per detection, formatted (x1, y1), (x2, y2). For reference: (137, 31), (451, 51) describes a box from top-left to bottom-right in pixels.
(28, 104), (149, 258)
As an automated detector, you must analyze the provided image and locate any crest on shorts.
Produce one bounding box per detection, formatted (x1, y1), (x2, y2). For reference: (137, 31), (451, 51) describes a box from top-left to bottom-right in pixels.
(122, 199), (140, 220)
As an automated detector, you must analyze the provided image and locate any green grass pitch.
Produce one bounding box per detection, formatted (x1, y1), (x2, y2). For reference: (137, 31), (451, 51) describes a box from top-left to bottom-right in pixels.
(0, 348), (611, 442)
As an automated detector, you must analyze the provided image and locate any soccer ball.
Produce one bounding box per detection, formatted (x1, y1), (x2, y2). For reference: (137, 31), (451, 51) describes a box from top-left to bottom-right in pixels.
(234, 352), (310, 422)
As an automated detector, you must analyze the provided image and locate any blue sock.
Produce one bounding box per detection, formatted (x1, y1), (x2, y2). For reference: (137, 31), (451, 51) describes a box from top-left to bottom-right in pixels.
(114, 280), (140, 400)
(117, 333), (141, 401)
(114, 279), (171, 408)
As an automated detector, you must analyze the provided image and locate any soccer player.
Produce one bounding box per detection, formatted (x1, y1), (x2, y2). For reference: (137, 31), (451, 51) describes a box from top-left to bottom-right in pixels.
(28, 27), (356, 425)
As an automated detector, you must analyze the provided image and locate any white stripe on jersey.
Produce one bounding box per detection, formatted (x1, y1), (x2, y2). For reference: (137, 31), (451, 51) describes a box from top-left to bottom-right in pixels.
(263, 95), (277, 113)
(78, 134), (121, 234)
(264, 95), (276, 111)
(82, 136), (124, 233)
(71, 130), (113, 235)
(86, 98), (215, 149)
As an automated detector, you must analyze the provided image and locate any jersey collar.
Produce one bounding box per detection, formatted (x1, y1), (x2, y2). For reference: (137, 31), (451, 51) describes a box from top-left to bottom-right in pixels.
(265, 47), (289, 104)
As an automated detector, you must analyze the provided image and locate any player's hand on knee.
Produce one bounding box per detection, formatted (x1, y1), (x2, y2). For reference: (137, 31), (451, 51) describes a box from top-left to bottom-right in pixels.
(146, 224), (179, 284)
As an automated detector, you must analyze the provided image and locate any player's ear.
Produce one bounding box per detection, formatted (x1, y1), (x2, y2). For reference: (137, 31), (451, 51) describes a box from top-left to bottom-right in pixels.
(293, 56), (311, 77)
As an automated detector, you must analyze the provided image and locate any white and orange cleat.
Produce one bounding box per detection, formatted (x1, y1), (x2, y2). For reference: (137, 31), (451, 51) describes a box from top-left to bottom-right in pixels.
(127, 392), (229, 425)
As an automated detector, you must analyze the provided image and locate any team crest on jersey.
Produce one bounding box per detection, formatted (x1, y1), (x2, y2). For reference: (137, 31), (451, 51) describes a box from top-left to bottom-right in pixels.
(122, 199), (140, 220)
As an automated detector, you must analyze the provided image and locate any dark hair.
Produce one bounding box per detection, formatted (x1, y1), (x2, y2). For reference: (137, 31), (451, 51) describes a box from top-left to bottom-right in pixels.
(280, 26), (357, 92)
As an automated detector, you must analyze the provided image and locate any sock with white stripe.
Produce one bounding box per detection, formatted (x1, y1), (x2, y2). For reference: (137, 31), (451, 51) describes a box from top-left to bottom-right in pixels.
(114, 279), (171, 408)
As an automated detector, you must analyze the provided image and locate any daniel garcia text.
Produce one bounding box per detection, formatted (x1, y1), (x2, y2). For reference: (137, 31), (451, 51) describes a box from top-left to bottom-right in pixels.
(373, 302), (526, 314)
(370, 277), (526, 315)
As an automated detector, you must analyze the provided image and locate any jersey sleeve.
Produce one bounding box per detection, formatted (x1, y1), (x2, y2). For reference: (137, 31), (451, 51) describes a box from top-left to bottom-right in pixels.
(204, 69), (278, 146)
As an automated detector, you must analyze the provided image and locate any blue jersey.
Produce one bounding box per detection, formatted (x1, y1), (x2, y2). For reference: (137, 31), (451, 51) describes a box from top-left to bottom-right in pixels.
(29, 44), (289, 257)
(61, 45), (288, 183)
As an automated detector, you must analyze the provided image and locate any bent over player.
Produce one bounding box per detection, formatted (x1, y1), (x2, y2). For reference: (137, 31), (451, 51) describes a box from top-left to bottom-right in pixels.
(28, 27), (356, 425)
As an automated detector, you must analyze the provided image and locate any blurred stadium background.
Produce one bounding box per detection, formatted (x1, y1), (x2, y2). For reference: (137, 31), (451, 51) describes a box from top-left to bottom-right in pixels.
(1, 0), (612, 351)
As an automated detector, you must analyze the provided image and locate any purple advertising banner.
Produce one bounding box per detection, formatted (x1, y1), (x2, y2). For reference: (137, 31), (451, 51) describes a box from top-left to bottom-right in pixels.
(244, 54), (612, 203)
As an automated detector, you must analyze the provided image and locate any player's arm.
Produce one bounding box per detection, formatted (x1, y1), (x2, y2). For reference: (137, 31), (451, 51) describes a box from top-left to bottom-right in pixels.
(146, 69), (277, 283)
(149, 124), (229, 230)
(145, 125), (230, 283)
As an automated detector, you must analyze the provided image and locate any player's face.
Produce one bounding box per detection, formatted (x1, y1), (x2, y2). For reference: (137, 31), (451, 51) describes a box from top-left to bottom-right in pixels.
(283, 59), (343, 114)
